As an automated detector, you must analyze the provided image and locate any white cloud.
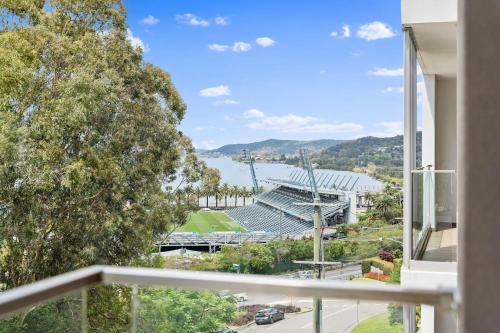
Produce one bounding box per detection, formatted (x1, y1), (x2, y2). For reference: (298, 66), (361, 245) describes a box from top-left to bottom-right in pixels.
(199, 140), (217, 149)
(357, 21), (396, 41)
(195, 127), (204, 131)
(331, 25), (351, 39)
(256, 37), (275, 47)
(215, 16), (229, 26)
(368, 67), (404, 76)
(376, 122), (404, 136)
(214, 99), (239, 105)
(232, 41), (252, 52)
(246, 113), (363, 134)
(208, 44), (230, 52)
(209, 41), (257, 53)
(126, 28), (149, 52)
(320, 70), (327, 75)
(199, 85), (231, 97)
(141, 15), (159, 25)
(342, 25), (351, 38)
(176, 13), (209, 27)
(243, 109), (265, 118)
(383, 86), (404, 93)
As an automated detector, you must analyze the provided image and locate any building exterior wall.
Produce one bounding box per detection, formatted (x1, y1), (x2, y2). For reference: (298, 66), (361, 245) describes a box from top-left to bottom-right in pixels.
(402, 0), (457, 25)
(435, 78), (457, 171)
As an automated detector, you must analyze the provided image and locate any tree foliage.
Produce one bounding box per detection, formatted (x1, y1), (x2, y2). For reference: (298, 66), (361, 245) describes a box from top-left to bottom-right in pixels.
(0, 0), (204, 289)
(137, 289), (236, 333)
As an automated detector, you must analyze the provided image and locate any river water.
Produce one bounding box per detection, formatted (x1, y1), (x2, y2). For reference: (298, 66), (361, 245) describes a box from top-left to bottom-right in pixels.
(201, 157), (384, 193)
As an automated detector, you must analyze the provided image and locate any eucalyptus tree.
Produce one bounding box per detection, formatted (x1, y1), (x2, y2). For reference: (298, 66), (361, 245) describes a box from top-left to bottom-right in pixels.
(0, 0), (205, 288)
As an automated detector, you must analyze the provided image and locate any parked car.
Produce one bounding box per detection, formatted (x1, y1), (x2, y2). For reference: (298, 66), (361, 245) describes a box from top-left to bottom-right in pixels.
(255, 308), (285, 325)
(212, 328), (236, 333)
(218, 291), (248, 302)
(294, 271), (313, 279)
(233, 292), (248, 302)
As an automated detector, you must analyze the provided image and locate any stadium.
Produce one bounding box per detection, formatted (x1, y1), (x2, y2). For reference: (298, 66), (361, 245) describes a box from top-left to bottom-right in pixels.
(226, 170), (358, 235)
(161, 164), (384, 249)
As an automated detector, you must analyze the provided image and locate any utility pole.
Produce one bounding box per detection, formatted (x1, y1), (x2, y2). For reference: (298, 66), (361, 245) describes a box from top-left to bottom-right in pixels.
(279, 207), (283, 240)
(299, 149), (323, 333)
(312, 197), (322, 333)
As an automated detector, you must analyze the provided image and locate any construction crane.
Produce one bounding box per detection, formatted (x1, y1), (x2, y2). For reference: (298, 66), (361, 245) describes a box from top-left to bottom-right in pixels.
(241, 149), (260, 195)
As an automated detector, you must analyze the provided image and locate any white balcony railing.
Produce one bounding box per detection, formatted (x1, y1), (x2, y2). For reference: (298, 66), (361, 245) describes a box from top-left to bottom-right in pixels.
(0, 265), (458, 332)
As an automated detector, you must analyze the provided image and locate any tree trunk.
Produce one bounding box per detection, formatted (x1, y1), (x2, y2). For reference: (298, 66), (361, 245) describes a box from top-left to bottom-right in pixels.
(215, 194), (218, 207)
(206, 195), (209, 208)
(243, 197), (246, 206)
(234, 195), (238, 207)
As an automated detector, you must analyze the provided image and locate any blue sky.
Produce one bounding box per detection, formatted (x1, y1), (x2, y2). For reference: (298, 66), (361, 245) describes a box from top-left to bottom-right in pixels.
(124, 1), (405, 149)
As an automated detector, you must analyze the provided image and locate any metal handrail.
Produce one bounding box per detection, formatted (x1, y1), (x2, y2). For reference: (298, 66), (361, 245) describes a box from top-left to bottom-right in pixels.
(0, 265), (458, 319)
(411, 169), (456, 174)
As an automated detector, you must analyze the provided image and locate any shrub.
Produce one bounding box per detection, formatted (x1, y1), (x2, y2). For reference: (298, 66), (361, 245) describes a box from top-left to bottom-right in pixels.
(361, 260), (371, 274)
(378, 250), (395, 262)
(389, 259), (402, 283)
(368, 257), (394, 275)
(232, 304), (300, 326)
(388, 304), (403, 324)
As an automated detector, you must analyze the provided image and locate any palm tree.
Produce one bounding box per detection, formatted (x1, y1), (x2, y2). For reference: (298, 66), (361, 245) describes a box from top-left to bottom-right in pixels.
(241, 186), (248, 206)
(232, 185), (240, 207)
(221, 183), (230, 208)
(203, 187), (210, 208)
(214, 186), (220, 208)
(195, 187), (202, 208)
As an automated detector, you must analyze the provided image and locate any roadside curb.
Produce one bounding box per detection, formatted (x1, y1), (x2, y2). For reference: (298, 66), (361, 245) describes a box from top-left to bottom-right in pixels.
(240, 307), (312, 328)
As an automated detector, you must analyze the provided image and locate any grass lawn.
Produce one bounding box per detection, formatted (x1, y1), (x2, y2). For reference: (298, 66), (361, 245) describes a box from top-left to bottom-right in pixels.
(351, 313), (402, 333)
(177, 211), (247, 234)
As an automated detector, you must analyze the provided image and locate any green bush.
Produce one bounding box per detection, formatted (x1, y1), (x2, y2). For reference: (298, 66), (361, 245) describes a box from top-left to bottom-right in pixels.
(324, 241), (346, 261)
(361, 260), (371, 274)
(383, 265), (392, 276)
(389, 259), (402, 283)
(388, 303), (403, 325)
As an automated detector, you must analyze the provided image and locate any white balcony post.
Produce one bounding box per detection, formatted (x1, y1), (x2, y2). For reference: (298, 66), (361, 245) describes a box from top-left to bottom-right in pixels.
(422, 75), (436, 230)
(403, 27), (418, 333)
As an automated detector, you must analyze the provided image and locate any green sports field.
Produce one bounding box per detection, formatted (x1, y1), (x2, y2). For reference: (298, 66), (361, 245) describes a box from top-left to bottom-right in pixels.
(176, 211), (247, 234)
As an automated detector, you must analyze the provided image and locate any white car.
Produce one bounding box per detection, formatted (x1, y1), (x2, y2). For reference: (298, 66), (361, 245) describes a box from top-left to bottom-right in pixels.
(295, 271), (313, 280)
(233, 292), (248, 302)
(219, 291), (248, 302)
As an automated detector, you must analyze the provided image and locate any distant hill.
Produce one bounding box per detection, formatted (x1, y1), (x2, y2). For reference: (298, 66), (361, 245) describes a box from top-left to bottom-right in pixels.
(309, 132), (422, 178)
(206, 139), (345, 156)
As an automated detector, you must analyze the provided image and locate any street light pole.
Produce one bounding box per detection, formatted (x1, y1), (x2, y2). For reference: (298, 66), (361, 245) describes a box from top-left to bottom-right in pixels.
(279, 207), (283, 240)
(312, 198), (322, 333)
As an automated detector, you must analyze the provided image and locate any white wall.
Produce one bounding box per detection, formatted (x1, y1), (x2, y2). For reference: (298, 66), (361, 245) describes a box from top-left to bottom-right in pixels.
(435, 78), (457, 170)
(402, 0), (457, 24)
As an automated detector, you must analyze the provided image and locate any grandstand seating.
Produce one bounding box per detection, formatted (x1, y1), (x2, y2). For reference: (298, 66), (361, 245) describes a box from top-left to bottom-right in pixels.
(226, 203), (312, 234)
(256, 186), (348, 221)
(226, 186), (350, 234)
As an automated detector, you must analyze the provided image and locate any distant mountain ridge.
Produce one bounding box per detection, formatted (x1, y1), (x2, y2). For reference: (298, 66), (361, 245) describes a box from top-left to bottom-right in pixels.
(206, 139), (345, 156)
(310, 132), (422, 178)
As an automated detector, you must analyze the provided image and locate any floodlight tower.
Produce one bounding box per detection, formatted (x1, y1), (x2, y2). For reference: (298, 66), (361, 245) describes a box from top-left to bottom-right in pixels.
(241, 149), (260, 195)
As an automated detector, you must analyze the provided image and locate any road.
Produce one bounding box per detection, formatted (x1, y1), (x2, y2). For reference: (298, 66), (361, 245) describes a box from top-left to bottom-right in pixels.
(237, 298), (387, 333)
(234, 265), (387, 333)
